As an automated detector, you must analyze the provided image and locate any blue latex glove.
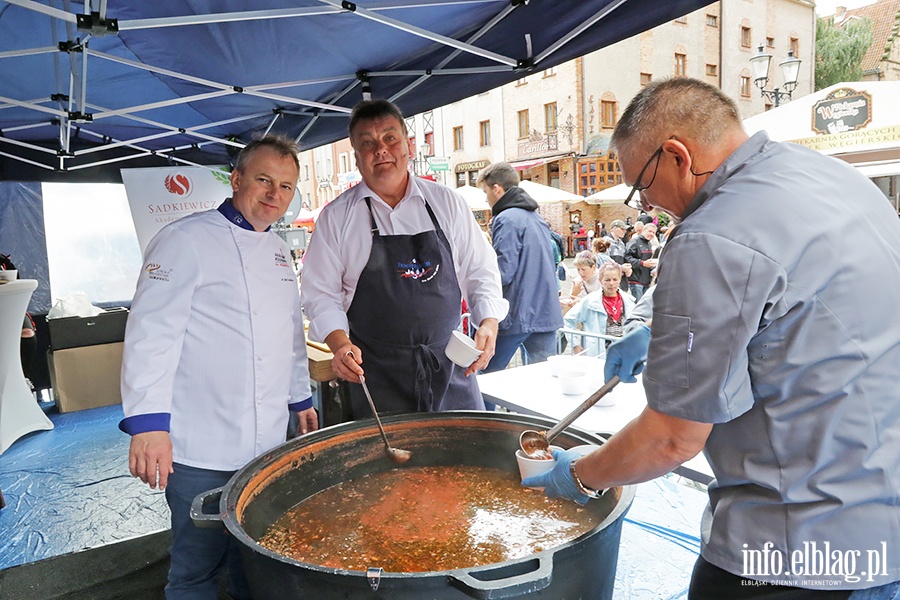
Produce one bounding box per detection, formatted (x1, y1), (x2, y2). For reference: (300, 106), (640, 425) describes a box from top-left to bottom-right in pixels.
(603, 324), (651, 383)
(520, 449), (593, 506)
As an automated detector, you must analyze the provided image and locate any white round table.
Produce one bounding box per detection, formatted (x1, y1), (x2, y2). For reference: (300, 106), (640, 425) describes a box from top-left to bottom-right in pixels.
(0, 279), (53, 454)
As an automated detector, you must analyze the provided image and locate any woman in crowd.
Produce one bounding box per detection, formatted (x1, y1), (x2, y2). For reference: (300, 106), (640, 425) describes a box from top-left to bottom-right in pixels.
(591, 237), (613, 268)
(563, 262), (635, 359)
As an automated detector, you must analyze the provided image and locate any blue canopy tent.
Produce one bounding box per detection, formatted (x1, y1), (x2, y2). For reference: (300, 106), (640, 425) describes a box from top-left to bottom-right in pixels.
(0, 0), (713, 181)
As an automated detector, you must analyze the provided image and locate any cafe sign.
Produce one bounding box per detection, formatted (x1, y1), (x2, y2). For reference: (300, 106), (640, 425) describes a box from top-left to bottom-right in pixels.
(812, 88), (872, 135)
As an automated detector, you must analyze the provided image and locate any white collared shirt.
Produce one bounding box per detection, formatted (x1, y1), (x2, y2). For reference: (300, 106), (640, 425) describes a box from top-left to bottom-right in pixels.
(121, 210), (311, 471)
(301, 177), (508, 342)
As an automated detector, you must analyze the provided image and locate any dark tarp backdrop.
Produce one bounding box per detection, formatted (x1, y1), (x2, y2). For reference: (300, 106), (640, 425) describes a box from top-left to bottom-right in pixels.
(0, 182), (49, 312)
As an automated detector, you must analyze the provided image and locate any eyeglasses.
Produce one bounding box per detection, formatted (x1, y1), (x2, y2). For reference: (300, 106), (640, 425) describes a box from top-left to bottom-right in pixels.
(623, 145), (664, 207)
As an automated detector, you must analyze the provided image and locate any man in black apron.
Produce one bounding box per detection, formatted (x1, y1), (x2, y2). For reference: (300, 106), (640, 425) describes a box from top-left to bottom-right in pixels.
(301, 99), (508, 419)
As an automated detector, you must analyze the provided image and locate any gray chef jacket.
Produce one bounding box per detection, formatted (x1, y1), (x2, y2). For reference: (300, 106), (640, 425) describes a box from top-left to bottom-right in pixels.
(645, 132), (900, 589)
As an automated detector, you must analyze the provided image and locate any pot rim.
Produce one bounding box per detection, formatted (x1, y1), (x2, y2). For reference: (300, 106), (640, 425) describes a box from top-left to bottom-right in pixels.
(214, 411), (636, 579)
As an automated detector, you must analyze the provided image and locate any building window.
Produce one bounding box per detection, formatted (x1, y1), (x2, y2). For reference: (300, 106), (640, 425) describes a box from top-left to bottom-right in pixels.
(766, 36), (775, 48)
(577, 156), (620, 196)
(424, 131), (434, 155)
(706, 64), (718, 77)
(790, 37), (799, 55)
(706, 14), (718, 27)
(640, 72), (652, 86)
(479, 120), (491, 146)
(517, 110), (530, 139)
(741, 26), (752, 48)
(304, 165), (309, 181)
(741, 76), (751, 97)
(453, 126), (464, 151)
(600, 100), (616, 128)
(339, 153), (349, 173)
(516, 77), (528, 86)
(674, 53), (687, 77)
(543, 67), (556, 77)
(674, 15), (687, 24)
(544, 102), (558, 133)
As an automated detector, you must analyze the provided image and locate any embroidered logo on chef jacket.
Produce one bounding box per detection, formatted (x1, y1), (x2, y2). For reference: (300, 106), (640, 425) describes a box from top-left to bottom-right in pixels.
(274, 250), (290, 268)
(145, 262), (172, 282)
(396, 258), (440, 282)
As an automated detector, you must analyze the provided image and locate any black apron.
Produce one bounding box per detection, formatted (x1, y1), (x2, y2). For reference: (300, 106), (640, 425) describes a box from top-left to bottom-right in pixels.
(346, 197), (483, 419)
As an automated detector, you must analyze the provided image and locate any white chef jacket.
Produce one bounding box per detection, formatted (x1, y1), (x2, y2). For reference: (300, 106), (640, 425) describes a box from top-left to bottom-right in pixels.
(301, 176), (508, 343)
(120, 208), (312, 471)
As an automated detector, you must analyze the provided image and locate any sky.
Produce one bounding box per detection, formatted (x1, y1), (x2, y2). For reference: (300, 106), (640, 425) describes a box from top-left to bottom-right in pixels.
(814, 0), (876, 16)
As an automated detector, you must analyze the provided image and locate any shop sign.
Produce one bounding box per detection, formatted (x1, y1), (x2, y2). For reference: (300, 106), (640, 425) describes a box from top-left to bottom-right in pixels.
(517, 135), (558, 157)
(428, 156), (450, 172)
(793, 124), (900, 153)
(455, 159), (489, 173)
(812, 88), (872, 135)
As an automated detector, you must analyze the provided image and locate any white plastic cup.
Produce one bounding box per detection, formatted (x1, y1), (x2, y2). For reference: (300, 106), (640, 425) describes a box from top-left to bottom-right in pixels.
(445, 330), (483, 368)
(547, 354), (567, 377)
(0, 270), (17, 282)
(516, 445), (563, 488)
(559, 370), (589, 395)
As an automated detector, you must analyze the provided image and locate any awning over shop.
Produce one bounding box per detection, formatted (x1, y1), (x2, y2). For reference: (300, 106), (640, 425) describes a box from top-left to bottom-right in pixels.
(509, 154), (572, 171)
(854, 161), (900, 178)
(583, 182), (630, 206)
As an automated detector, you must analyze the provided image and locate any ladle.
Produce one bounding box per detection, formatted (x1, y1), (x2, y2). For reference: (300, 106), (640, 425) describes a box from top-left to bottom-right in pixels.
(519, 376), (620, 459)
(357, 369), (412, 464)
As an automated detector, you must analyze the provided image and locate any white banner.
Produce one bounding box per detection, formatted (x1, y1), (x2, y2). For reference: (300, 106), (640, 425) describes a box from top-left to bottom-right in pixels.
(121, 166), (232, 255)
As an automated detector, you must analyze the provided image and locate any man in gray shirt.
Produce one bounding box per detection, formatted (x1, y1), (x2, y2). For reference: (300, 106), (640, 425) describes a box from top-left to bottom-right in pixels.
(525, 78), (900, 599)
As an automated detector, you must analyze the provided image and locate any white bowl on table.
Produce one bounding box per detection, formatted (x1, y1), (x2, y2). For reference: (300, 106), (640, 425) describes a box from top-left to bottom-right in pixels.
(547, 354), (603, 378)
(559, 370), (591, 395)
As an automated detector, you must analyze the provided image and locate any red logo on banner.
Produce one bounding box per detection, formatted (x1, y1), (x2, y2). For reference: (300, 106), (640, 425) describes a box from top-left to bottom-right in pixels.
(164, 173), (193, 198)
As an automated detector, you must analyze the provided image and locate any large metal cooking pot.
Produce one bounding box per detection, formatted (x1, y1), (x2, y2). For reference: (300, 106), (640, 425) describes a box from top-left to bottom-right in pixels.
(191, 411), (635, 600)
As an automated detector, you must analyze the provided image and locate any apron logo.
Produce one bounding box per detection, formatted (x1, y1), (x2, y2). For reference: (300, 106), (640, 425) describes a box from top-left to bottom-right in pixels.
(397, 258), (436, 281)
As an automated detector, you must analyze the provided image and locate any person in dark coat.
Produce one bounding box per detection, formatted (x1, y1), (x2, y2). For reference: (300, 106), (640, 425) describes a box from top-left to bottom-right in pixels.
(478, 162), (564, 381)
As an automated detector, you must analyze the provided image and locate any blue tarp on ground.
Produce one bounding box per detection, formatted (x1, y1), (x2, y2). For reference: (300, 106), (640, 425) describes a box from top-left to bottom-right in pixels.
(0, 405), (169, 569)
(0, 403), (707, 598)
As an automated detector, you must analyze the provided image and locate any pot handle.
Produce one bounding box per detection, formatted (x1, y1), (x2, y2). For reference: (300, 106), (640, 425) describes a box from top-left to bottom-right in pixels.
(449, 556), (552, 599)
(190, 486), (226, 529)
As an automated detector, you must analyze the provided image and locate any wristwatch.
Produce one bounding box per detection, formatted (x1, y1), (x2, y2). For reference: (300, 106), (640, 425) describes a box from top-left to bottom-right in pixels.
(569, 458), (601, 499)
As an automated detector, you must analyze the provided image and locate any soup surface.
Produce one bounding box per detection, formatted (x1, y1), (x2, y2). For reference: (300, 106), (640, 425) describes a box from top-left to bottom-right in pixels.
(258, 465), (600, 572)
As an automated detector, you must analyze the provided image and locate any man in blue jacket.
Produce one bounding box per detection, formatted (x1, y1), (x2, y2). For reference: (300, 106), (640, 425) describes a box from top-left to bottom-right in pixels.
(478, 162), (563, 381)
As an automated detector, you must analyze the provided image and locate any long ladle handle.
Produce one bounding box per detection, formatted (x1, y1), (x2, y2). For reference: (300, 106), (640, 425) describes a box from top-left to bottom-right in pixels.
(359, 375), (391, 451)
(544, 376), (620, 442)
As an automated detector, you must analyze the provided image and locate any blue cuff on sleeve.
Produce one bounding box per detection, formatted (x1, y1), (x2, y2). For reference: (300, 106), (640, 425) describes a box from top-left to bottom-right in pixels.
(289, 396), (314, 413)
(119, 413), (171, 435)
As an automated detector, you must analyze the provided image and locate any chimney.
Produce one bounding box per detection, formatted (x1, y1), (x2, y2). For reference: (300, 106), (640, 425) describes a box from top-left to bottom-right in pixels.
(835, 6), (847, 24)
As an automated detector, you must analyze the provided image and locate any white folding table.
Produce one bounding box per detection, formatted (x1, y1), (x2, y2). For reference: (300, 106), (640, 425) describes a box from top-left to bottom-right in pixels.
(477, 359), (713, 483)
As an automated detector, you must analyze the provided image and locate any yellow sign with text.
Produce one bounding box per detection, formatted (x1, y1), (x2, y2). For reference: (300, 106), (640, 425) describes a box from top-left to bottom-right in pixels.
(791, 125), (900, 153)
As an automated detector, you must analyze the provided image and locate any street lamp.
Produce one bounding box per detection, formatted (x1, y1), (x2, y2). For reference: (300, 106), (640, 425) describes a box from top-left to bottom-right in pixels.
(749, 45), (801, 107)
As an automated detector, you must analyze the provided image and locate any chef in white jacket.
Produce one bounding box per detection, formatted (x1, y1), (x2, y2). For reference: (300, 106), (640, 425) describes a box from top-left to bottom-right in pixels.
(119, 135), (318, 600)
